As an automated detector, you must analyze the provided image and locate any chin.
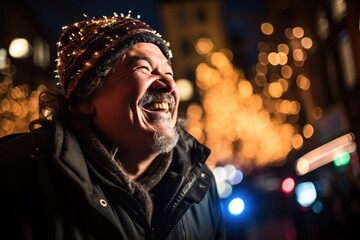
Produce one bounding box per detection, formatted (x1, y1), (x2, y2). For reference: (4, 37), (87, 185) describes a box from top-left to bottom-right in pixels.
(150, 127), (179, 153)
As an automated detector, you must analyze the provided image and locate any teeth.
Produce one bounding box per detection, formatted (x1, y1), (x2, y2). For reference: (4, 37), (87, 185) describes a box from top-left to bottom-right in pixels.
(147, 102), (169, 112)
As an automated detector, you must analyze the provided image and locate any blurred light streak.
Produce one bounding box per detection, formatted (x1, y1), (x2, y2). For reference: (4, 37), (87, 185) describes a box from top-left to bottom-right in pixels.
(338, 32), (357, 89)
(33, 38), (50, 69)
(330, 0), (347, 23)
(295, 133), (356, 175)
(317, 8), (330, 40)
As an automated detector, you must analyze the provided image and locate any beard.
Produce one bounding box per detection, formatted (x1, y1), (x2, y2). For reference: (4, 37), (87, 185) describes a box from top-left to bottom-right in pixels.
(150, 127), (179, 153)
(139, 91), (179, 153)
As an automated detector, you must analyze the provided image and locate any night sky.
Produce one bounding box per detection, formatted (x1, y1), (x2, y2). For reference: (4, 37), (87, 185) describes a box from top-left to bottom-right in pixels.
(18, 0), (266, 76)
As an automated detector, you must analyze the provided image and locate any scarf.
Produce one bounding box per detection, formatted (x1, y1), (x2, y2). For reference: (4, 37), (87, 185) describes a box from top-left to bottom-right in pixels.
(66, 113), (173, 224)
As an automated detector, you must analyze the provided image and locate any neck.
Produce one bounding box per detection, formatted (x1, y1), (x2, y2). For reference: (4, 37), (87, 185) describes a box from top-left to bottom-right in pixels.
(117, 148), (160, 180)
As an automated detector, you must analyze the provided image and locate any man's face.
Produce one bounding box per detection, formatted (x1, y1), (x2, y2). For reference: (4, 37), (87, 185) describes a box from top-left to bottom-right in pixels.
(89, 42), (180, 153)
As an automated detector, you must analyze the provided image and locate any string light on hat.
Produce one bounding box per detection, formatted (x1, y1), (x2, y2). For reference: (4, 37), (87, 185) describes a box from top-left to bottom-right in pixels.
(55, 11), (172, 98)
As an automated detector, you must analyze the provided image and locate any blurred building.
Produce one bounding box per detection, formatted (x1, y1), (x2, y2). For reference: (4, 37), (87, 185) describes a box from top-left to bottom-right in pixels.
(246, 0), (360, 239)
(0, 0), (50, 136)
(160, 0), (359, 239)
(263, 0), (360, 158)
(0, 0), (51, 87)
(159, 0), (228, 112)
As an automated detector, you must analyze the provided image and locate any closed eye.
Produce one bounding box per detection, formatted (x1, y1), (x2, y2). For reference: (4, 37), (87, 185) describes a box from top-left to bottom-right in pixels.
(136, 66), (151, 72)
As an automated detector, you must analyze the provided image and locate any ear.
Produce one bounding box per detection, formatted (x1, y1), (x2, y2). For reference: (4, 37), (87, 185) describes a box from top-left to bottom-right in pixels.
(79, 101), (95, 116)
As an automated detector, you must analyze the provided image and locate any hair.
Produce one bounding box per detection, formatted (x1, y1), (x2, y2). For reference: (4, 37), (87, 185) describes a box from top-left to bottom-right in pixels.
(29, 41), (122, 130)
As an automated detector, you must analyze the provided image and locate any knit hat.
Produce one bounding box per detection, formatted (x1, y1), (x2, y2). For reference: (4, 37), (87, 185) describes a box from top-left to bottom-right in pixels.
(55, 12), (172, 98)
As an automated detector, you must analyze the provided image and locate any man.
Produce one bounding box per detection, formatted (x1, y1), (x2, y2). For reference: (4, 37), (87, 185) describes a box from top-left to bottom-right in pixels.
(0, 13), (226, 239)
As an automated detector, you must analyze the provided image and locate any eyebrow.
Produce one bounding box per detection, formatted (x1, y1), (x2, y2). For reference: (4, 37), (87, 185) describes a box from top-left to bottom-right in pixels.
(126, 55), (171, 68)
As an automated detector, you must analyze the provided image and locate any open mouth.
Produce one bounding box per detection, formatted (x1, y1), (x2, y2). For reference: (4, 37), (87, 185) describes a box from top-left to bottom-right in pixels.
(143, 101), (171, 113)
(139, 92), (175, 115)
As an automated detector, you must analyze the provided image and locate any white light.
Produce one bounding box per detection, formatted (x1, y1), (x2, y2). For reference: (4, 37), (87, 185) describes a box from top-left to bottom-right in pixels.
(229, 170), (243, 185)
(33, 38), (50, 69)
(9, 38), (32, 59)
(0, 48), (7, 70)
(213, 166), (226, 182)
(176, 78), (194, 101)
(228, 198), (245, 215)
(215, 181), (233, 198)
(295, 182), (317, 207)
(224, 164), (237, 181)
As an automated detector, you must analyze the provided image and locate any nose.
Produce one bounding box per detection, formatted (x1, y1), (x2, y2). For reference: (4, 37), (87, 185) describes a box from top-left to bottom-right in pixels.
(151, 75), (177, 93)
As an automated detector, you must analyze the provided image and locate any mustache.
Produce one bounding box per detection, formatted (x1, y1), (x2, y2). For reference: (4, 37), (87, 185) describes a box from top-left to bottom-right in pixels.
(138, 92), (176, 109)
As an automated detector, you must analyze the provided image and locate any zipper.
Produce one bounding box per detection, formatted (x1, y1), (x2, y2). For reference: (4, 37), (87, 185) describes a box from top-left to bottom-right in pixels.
(157, 168), (201, 237)
(181, 219), (187, 240)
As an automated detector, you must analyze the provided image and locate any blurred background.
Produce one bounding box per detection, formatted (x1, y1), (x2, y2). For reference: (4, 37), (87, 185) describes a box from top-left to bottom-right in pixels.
(1, 0), (360, 239)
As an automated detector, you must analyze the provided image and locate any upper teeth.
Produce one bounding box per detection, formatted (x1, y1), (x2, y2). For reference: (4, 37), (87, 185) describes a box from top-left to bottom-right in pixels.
(147, 102), (169, 112)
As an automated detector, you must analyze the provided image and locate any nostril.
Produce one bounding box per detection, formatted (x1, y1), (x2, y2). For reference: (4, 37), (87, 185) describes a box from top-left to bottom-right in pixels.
(151, 78), (175, 92)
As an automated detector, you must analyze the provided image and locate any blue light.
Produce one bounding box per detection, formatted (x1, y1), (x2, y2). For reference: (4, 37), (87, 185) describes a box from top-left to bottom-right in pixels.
(228, 197), (245, 215)
(312, 201), (323, 214)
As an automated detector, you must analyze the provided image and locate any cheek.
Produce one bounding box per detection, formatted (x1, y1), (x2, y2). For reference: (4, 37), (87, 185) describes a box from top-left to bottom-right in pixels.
(92, 91), (124, 123)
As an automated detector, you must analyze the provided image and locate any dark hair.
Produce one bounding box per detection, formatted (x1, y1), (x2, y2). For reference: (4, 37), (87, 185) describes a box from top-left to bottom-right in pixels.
(30, 41), (122, 130)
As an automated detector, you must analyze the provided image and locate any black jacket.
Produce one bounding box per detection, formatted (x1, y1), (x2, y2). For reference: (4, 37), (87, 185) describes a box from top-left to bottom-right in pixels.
(0, 120), (226, 239)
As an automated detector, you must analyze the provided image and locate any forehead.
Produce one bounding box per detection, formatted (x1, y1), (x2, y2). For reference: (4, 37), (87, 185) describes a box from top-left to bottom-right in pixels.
(123, 42), (170, 66)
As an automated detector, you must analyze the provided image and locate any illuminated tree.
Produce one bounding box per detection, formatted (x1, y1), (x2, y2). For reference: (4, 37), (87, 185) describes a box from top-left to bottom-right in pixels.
(186, 24), (315, 170)
(0, 51), (45, 137)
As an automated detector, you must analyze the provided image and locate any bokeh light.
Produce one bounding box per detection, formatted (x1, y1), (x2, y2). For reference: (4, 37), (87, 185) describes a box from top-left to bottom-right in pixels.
(296, 75), (311, 90)
(261, 23), (274, 35)
(195, 37), (214, 55)
(176, 78), (194, 101)
(228, 198), (245, 215)
(295, 182), (317, 207)
(8, 38), (32, 59)
(303, 124), (314, 138)
(281, 177), (295, 194)
(293, 27), (304, 38)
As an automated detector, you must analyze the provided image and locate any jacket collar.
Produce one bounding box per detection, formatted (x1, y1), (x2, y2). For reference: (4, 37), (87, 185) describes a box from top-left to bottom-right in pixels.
(52, 119), (94, 194)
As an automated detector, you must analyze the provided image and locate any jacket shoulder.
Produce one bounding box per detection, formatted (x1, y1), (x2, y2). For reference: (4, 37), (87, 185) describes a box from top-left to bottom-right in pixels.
(0, 127), (54, 167)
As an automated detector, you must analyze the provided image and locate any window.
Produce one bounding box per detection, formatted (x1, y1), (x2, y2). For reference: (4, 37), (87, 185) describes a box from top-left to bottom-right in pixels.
(196, 8), (207, 23)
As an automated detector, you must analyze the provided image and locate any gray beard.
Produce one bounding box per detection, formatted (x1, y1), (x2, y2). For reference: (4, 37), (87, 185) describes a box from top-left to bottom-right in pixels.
(150, 128), (179, 153)
(139, 91), (179, 153)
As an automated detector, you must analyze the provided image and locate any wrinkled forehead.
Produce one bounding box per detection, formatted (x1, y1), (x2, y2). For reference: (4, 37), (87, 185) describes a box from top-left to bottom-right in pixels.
(123, 43), (172, 68)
